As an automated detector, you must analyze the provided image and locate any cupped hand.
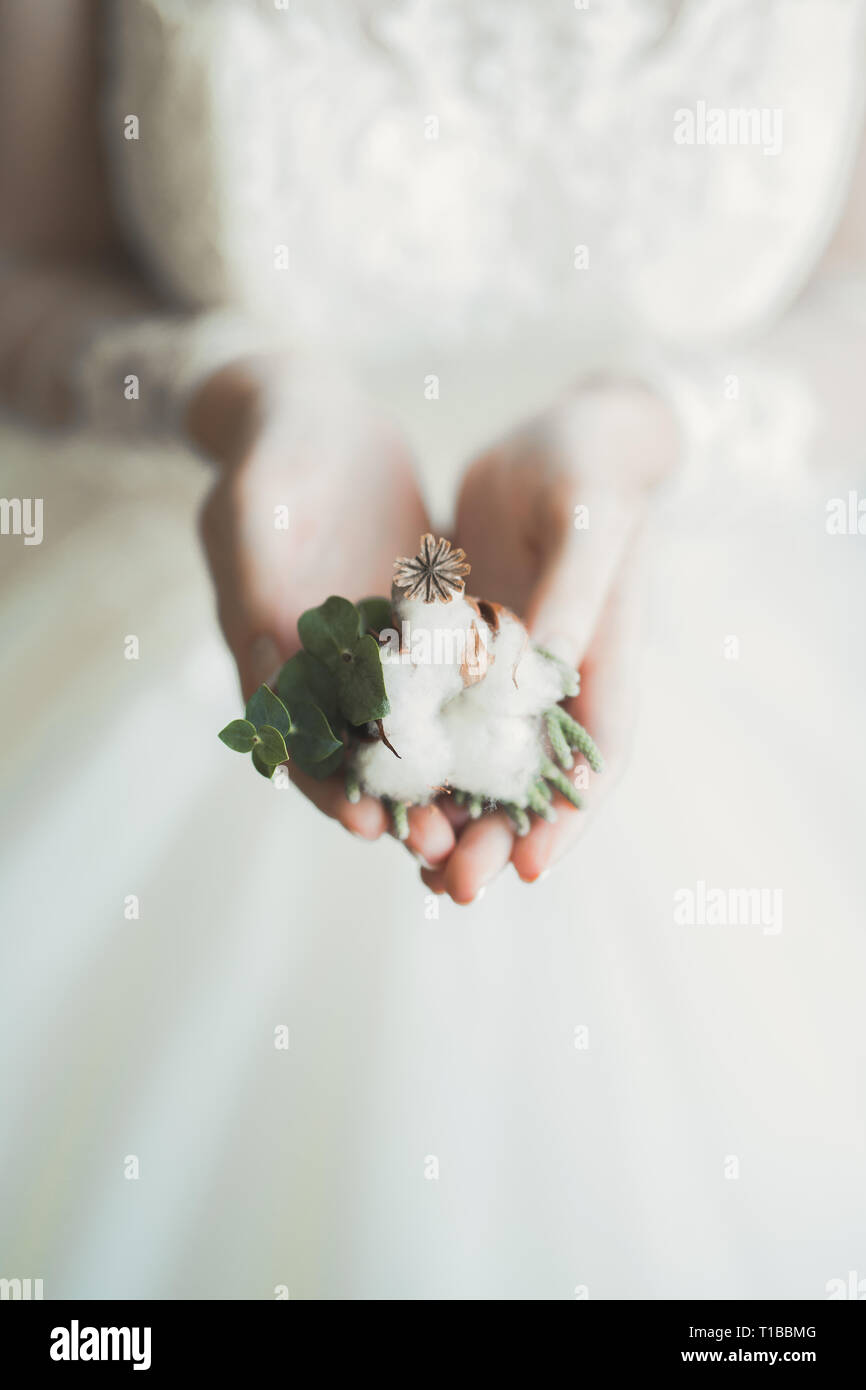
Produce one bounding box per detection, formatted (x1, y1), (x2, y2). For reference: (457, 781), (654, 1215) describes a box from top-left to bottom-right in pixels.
(192, 353), (458, 866)
(420, 380), (680, 904)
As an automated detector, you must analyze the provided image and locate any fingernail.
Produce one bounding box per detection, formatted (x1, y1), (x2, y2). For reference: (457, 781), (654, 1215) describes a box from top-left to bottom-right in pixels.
(474, 886), (487, 903)
(518, 866), (552, 885)
(247, 635), (281, 689)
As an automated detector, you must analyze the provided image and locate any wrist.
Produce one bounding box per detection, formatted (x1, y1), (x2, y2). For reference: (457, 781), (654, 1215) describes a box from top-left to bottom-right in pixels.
(184, 357), (272, 469)
(184, 351), (377, 471)
(566, 377), (682, 496)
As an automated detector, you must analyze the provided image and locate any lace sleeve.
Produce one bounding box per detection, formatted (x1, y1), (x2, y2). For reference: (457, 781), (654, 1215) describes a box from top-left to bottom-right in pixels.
(72, 308), (280, 437)
(67, 0), (289, 437)
(623, 267), (866, 505)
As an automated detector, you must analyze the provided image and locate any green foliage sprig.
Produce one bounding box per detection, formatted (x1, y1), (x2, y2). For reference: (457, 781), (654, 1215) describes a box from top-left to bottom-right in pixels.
(218, 595), (392, 781)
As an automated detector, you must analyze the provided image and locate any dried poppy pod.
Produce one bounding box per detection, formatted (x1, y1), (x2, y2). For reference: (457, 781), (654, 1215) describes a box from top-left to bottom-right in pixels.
(393, 533), (471, 603)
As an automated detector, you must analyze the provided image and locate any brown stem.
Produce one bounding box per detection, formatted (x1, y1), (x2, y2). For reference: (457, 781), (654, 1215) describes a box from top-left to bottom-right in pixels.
(376, 719), (401, 759)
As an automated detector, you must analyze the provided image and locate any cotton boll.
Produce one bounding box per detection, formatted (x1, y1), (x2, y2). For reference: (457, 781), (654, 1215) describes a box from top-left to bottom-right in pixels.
(392, 591), (480, 639)
(380, 643), (464, 712)
(443, 704), (543, 804)
(356, 599), (564, 806)
(358, 658), (454, 801)
(461, 616), (565, 717)
(354, 708), (451, 803)
(384, 593), (484, 704)
(500, 645), (565, 716)
(464, 614), (528, 700)
(393, 593), (490, 673)
(379, 654), (437, 713)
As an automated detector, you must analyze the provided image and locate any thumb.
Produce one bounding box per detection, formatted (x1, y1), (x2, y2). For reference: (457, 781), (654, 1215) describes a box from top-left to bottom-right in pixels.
(525, 488), (643, 668)
(199, 474), (287, 701)
(236, 633), (284, 702)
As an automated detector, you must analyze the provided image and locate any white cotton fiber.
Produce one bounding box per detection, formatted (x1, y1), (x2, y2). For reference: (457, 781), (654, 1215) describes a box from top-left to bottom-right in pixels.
(354, 654), (453, 800)
(354, 718), (451, 801)
(441, 704), (543, 805)
(459, 615), (563, 718)
(380, 642), (464, 708)
(392, 590), (481, 639)
(353, 600), (574, 806)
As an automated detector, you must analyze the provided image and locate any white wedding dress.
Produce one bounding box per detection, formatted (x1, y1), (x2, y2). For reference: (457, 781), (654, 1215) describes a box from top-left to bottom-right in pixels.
(2, 0), (866, 1299)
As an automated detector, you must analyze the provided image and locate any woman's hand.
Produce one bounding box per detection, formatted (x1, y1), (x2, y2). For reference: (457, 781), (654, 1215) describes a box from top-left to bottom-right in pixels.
(191, 353), (458, 865)
(420, 380), (680, 904)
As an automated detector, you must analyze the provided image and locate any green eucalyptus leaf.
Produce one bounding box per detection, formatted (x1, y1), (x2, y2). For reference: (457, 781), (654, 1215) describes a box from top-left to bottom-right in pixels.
(289, 745), (344, 781)
(287, 703), (342, 763)
(298, 596), (361, 670)
(336, 633), (389, 725)
(245, 684), (290, 736)
(256, 724), (289, 766)
(357, 596), (393, 634)
(218, 718), (257, 753)
(277, 650), (339, 725)
(251, 747), (275, 779)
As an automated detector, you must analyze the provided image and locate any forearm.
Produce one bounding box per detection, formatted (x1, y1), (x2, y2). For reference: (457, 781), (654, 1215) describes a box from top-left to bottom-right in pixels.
(559, 376), (683, 496)
(184, 359), (273, 467)
(0, 259), (155, 423)
(0, 256), (275, 445)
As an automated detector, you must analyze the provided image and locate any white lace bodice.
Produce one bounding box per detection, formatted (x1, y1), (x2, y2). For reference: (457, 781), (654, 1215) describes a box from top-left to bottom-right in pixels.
(75, 0), (866, 463)
(104, 0), (865, 355)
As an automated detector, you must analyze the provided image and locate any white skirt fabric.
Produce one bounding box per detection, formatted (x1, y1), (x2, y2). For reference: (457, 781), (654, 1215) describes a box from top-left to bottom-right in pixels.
(1, 338), (865, 1300)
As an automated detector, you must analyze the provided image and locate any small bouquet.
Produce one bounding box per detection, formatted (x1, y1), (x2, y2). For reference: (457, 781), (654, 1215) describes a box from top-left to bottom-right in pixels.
(219, 535), (601, 838)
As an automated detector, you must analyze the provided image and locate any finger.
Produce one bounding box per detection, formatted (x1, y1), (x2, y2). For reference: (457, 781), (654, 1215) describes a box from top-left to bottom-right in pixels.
(526, 487), (643, 668)
(420, 866), (448, 895)
(404, 803), (456, 866)
(568, 525), (647, 769)
(287, 765), (388, 840)
(438, 797), (471, 833)
(511, 793), (588, 882)
(512, 537), (645, 882)
(199, 471), (292, 698)
(441, 812), (514, 905)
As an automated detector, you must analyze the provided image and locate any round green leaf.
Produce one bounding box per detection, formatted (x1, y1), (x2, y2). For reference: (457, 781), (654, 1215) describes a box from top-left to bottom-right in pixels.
(287, 703), (342, 763)
(277, 650), (339, 725)
(357, 596), (393, 634)
(289, 745), (344, 780)
(218, 718), (257, 753)
(298, 596), (361, 670)
(256, 724), (289, 766)
(336, 633), (389, 725)
(245, 684), (290, 736)
(251, 747), (275, 779)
